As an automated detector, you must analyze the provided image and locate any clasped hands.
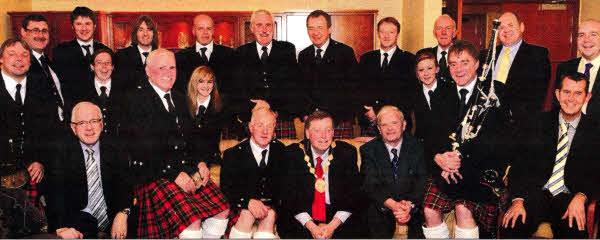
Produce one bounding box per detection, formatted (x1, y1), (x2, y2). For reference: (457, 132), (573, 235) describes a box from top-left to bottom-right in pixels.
(174, 162), (210, 193)
(306, 218), (341, 239)
(385, 199), (413, 224)
(435, 151), (463, 184)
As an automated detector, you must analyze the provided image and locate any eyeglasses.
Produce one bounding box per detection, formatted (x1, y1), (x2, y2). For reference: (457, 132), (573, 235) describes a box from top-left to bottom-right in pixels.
(25, 28), (49, 35)
(71, 119), (102, 127)
(94, 61), (113, 66)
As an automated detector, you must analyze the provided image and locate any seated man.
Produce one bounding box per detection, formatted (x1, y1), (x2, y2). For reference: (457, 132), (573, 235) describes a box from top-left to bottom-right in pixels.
(280, 110), (363, 238)
(221, 107), (286, 238)
(47, 102), (128, 238)
(502, 72), (600, 238)
(360, 106), (427, 238)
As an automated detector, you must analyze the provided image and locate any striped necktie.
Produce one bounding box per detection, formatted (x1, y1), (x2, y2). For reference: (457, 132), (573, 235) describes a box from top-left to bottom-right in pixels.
(85, 149), (109, 231)
(547, 122), (569, 196)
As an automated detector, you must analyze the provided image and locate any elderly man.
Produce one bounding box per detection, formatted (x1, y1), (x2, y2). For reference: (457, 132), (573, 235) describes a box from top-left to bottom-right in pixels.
(232, 9), (299, 139)
(555, 19), (600, 117)
(120, 49), (230, 238)
(417, 14), (457, 83)
(298, 10), (360, 139)
(359, 17), (416, 137)
(47, 102), (128, 239)
(281, 110), (362, 238)
(360, 106), (427, 238)
(422, 40), (510, 238)
(175, 14), (234, 94)
(221, 107), (286, 238)
(502, 72), (600, 238)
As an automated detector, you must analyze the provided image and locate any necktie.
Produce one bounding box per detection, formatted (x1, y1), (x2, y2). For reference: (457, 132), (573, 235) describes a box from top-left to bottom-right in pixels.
(316, 48), (323, 65)
(391, 148), (399, 181)
(312, 156), (326, 221)
(15, 84), (23, 106)
(496, 48), (511, 84)
(85, 149), (109, 231)
(458, 89), (469, 117)
(142, 52), (149, 65)
(197, 105), (206, 118)
(584, 63), (593, 79)
(199, 47), (208, 63)
(99, 86), (108, 105)
(39, 55), (51, 77)
(428, 90), (434, 110)
(439, 51), (448, 74)
(39, 55), (63, 107)
(260, 46), (268, 64)
(164, 93), (175, 113)
(547, 122), (569, 196)
(82, 44), (92, 62)
(259, 149), (268, 169)
(382, 52), (389, 71)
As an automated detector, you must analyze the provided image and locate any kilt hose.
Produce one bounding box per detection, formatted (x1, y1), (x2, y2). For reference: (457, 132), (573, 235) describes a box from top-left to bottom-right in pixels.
(134, 178), (229, 238)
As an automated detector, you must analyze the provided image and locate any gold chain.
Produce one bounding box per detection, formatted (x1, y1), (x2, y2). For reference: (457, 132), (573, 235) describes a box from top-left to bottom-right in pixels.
(299, 141), (336, 177)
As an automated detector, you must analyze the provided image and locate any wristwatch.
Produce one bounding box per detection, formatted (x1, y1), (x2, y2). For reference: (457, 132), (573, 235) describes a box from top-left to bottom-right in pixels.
(121, 208), (131, 216)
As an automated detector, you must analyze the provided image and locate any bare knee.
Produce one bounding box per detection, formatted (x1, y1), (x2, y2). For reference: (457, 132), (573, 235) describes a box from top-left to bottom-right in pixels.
(185, 219), (202, 230)
(234, 209), (256, 232)
(455, 204), (477, 228)
(215, 208), (230, 219)
(424, 207), (443, 227)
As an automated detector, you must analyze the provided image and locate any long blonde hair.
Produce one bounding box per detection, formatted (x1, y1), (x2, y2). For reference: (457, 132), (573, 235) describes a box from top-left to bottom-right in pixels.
(187, 66), (222, 115)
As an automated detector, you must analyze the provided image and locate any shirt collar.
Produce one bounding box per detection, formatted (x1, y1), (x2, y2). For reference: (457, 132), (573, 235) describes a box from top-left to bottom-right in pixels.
(137, 44), (152, 54)
(80, 139), (100, 153)
(423, 80), (438, 92)
(384, 139), (402, 154)
(503, 39), (523, 50)
(314, 38), (330, 54)
(2, 71), (27, 91)
(77, 38), (93, 48)
(31, 50), (44, 62)
(148, 80), (170, 98)
(457, 77), (477, 94)
(94, 78), (112, 90)
(195, 41), (214, 53)
(582, 54), (600, 66)
(310, 145), (330, 163)
(380, 46), (397, 57)
(559, 112), (582, 130)
(197, 95), (211, 111)
(249, 138), (270, 161)
(256, 41), (273, 55)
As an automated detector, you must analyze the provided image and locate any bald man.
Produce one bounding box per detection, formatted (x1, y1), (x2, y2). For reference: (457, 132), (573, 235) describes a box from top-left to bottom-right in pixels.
(417, 14), (457, 83)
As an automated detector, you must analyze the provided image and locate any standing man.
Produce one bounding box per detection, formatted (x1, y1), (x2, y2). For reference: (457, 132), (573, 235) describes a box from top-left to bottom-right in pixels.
(417, 14), (457, 83)
(20, 14), (70, 123)
(113, 15), (158, 91)
(555, 19), (600, 117)
(53, 6), (109, 95)
(233, 9), (299, 139)
(359, 17), (416, 137)
(298, 10), (360, 139)
(360, 106), (427, 238)
(281, 110), (362, 238)
(175, 14), (234, 94)
(221, 108), (286, 238)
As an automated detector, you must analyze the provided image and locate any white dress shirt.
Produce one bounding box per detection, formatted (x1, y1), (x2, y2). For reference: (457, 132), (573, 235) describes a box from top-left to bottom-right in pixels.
(77, 38), (94, 56)
(2, 72), (26, 102)
(195, 41), (214, 61)
(249, 138), (270, 166)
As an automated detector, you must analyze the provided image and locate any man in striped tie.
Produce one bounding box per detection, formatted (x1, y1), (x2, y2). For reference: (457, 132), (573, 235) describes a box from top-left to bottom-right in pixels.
(502, 72), (600, 238)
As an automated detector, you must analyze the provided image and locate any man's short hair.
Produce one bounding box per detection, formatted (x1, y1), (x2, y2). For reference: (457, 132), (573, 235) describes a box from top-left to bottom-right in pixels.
(304, 110), (333, 131)
(434, 14), (457, 29)
(22, 14), (48, 29)
(0, 38), (31, 59)
(71, 101), (102, 122)
(376, 105), (404, 125)
(70, 6), (96, 25)
(557, 72), (590, 92)
(250, 9), (273, 26)
(145, 48), (173, 67)
(90, 48), (114, 66)
(448, 40), (479, 61)
(131, 15), (159, 49)
(307, 10), (332, 28)
(502, 11), (522, 24)
(250, 107), (278, 123)
(377, 17), (401, 33)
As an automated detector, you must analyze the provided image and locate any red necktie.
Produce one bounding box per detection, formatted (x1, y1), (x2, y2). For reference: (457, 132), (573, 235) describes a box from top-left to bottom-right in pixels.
(312, 156), (326, 221)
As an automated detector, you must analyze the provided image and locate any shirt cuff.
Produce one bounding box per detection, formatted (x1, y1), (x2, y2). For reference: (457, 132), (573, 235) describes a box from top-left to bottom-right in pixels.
(294, 212), (312, 226)
(334, 211), (352, 223)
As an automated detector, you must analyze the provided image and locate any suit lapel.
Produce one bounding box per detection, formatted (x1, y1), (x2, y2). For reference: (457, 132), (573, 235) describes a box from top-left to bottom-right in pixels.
(243, 140), (259, 168)
(505, 42), (526, 85)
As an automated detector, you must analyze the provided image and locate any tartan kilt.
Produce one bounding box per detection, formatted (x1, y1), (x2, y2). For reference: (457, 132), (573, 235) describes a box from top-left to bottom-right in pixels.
(423, 177), (498, 232)
(275, 118), (296, 139)
(334, 120), (354, 139)
(25, 180), (43, 212)
(134, 178), (229, 238)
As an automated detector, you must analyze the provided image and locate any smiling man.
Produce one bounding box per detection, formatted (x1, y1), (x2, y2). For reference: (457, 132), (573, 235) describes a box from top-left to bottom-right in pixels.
(417, 14), (457, 83)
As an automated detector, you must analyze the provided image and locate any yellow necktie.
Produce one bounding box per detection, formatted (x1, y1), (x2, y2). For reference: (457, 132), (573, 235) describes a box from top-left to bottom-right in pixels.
(496, 48), (511, 84)
(547, 122), (569, 196)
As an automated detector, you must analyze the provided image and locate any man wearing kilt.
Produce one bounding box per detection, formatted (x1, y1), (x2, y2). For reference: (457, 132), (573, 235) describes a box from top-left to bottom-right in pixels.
(120, 49), (229, 238)
(421, 40), (511, 238)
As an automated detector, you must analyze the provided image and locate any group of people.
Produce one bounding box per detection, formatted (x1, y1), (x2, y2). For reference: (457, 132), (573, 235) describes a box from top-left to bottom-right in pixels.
(1, 4), (600, 239)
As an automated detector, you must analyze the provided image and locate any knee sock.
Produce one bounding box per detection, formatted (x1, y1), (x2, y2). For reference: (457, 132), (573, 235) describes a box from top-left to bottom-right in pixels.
(179, 229), (203, 239)
(229, 226), (252, 238)
(454, 225), (479, 238)
(422, 221), (450, 238)
(253, 231), (276, 239)
(201, 217), (229, 238)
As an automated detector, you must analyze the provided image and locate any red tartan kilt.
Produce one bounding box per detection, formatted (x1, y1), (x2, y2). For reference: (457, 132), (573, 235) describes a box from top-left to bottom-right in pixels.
(423, 177), (498, 232)
(275, 118), (296, 139)
(134, 178), (229, 238)
(334, 120), (354, 139)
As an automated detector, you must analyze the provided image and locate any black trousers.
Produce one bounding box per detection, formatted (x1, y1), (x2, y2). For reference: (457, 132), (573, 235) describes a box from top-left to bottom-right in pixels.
(500, 190), (588, 239)
(364, 204), (424, 238)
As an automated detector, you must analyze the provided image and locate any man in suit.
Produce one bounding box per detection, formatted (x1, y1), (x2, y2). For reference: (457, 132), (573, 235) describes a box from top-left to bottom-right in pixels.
(20, 14), (69, 123)
(53, 6), (109, 95)
(113, 15), (157, 91)
(221, 107), (286, 238)
(482, 11), (551, 126)
(416, 14), (457, 83)
(359, 17), (416, 137)
(502, 72), (600, 238)
(48, 101), (129, 239)
(298, 10), (360, 139)
(232, 9), (299, 139)
(422, 40), (510, 238)
(174, 14), (234, 94)
(555, 19), (600, 117)
(360, 106), (427, 238)
(280, 110), (362, 238)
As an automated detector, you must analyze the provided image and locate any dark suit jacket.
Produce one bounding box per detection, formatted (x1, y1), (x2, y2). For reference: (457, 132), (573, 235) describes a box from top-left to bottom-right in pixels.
(28, 51), (72, 122)
(174, 43), (234, 94)
(113, 45), (149, 91)
(220, 139), (287, 210)
(232, 40), (300, 120)
(187, 96), (233, 164)
(509, 110), (600, 201)
(52, 39), (110, 94)
(360, 135), (427, 210)
(481, 41), (551, 125)
(555, 57), (600, 117)
(73, 76), (126, 138)
(298, 39), (359, 121)
(416, 46), (453, 84)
